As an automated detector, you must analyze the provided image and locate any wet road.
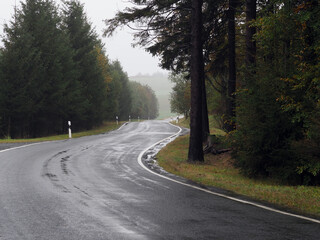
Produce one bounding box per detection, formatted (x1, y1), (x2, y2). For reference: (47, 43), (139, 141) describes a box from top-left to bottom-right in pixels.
(0, 121), (318, 239)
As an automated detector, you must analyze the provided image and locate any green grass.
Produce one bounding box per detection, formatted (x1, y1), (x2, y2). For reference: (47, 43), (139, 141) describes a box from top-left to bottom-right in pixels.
(159, 119), (320, 218)
(171, 117), (190, 129)
(172, 116), (226, 136)
(0, 121), (125, 143)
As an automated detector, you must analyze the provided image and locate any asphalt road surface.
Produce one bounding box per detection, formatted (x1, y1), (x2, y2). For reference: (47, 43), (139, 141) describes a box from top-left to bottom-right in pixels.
(0, 121), (318, 240)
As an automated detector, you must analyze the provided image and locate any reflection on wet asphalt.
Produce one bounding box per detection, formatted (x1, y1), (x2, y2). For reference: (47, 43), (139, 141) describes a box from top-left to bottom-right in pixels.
(0, 121), (318, 240)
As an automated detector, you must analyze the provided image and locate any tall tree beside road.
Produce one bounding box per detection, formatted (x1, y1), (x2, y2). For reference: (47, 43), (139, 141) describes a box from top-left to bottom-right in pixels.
(0, 0), (123, 138)
(105, 0), (206, 161)
(0, 0), (83, 138)
(104, 0), (189, 73)
(225, 0), (237, 132)
(188, 0), (204, 162)
(109, 60), (132, 121)
(62, 0), (109, 129)
(245, 0), (256, 69)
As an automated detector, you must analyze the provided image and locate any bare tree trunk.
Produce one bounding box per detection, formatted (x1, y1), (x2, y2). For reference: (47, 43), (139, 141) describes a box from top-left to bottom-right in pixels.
(225, 0), (237, 132)
(188, 0), (204, 162)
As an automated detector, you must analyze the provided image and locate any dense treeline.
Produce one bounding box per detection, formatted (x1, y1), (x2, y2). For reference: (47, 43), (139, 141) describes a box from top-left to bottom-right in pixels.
(106, 0), (320, 185)
(0, 0), (158, 138)
(129, 81), (159, 120)
(233, 0), (320, 185)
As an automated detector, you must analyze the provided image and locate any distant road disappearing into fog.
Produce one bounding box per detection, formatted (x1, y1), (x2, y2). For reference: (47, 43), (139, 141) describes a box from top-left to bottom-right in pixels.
(0, 121), (318, 239)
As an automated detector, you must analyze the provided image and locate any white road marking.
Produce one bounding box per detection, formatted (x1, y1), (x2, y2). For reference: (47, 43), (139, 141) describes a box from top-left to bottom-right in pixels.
(137, 122), (320, 224)
(0, 142), (47, 154)
(1, 123), (319, 224)
(0, 122), (130, 154)
(117, 122), (129, 131)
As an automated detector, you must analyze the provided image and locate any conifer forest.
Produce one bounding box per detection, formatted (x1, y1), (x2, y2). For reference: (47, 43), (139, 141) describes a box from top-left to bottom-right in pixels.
(0, 0), (159, 139)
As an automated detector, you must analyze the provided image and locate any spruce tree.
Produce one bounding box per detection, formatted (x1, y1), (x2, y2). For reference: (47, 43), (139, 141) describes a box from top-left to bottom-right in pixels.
(225, 0), (237, 132)
(62, 0), (108, 129)
(109, 61), (132, 121)
(188, 0), (204, 162)
(1, 0), (82, 138)
(105, 0), (207, 161)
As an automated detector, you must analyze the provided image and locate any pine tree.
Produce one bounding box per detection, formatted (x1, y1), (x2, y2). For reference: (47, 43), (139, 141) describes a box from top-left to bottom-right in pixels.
(245, 0), (256, 69)
(188, 0), (204, 162)
(105, 0), (208, 161)
(62, 0), (108, 129)
(225, 0), (237, 132)
(1, 0), (82, 138)
(109, 61), (132, 121)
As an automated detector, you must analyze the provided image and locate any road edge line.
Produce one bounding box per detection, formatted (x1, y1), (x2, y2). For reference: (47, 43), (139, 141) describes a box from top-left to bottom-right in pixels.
(117, 122), (129, 131)
(0, 142), (48, 154)
(0, 122), (130, 154)
(137, 122), (320, 224)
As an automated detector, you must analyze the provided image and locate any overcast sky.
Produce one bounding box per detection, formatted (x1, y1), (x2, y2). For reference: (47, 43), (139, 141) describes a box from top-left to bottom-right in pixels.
(0, 0), (167, 76)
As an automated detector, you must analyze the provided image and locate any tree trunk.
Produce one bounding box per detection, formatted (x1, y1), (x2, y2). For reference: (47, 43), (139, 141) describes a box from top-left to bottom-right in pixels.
(225, 0), (237, 132)
(202, 75), (210, 142)
(188, 0), (204, 162)
(245, 0), (256, 67)
(7, 116), (11, 139)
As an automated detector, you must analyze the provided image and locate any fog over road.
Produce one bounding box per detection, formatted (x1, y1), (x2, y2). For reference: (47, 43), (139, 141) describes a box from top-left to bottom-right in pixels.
(0, 121), (318, 239)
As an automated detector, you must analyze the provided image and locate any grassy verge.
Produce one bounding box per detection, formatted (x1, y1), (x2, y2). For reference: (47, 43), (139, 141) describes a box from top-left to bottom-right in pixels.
(0, 121), (125, 143)
(173, 116), (225, 136)
(159, 121), (320, 218)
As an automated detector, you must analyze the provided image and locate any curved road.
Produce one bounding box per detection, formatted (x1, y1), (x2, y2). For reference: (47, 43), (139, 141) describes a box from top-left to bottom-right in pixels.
(0, 121), (318, 239)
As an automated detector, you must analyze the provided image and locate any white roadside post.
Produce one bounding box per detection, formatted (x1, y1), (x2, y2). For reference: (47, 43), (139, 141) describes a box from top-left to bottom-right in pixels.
(116, 116), (118, 125)
(68, 121), (72, 139)
(138, 116), (140, 122)
(129, 115), (131, 122)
